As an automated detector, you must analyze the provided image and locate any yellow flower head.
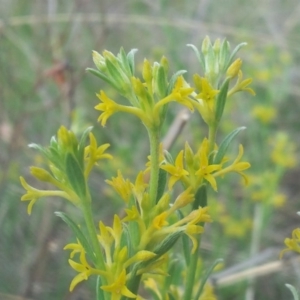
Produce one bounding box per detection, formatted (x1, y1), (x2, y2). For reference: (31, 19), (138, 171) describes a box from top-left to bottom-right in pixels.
(67, 249), (107, 291)
(101, 270), (136, 300)
(192, 75), (219, 124)
(106, 170), (132, 203)
(160, 150), (189, 190)
(195, 139), (221, 191)
(95, 91), (120, 126)
(213, 144), (250, 185)
(84, 132), (112, 177)
(280, 228), (300, 259)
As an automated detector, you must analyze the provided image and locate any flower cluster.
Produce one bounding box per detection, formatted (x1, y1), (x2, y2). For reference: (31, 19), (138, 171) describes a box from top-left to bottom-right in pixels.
(20, 37), (254, 299)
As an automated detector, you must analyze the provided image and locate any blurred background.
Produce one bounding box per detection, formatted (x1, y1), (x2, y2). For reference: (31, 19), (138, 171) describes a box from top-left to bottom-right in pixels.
(1, 0), (300, 299)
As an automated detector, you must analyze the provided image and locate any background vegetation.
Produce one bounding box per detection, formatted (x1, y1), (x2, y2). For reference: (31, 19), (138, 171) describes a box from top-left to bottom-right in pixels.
(1, 0), (300, 299)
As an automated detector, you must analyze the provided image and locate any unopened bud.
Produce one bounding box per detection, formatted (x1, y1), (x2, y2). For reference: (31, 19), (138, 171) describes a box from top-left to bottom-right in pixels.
(226, 58), (242, 78)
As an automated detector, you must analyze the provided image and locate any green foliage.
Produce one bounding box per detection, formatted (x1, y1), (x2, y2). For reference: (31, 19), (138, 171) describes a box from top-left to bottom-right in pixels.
(1, 1), (300, 300)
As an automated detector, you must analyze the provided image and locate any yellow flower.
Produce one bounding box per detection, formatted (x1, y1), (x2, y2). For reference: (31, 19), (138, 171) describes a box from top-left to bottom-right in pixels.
(160, 150), (189, 189)
(124, 250), (157, 268)
(154, 76), (194, 114)
(64, 239), (84, 258)
(185, 224), (205, 253)
(20, 176), (76, 214)
(195, 139), (221, 191)
(95, 91), (120, 126)
(170, 187), (195, 212)
(84, 132), (112, 177)
(101, 270), (136, 300)
(280, 228), (300, 259)
(193, 75), (219, 124)
(106, 215), (123, 249)
(123, 205), (140, 222)
(170, 76), (195, 110)
(98, 221), (114, 264)
(67, 248), (107, 291)
(144, 277), (162, 299)
(174, 207), (212, 227)
(153, 212), (169, 230)
(131, 171), (149, 204)
(196, 76), (219, 106)
(213, 144), (250, 184)
(227, 71), (255, 97)
(106, 170), (132, 203)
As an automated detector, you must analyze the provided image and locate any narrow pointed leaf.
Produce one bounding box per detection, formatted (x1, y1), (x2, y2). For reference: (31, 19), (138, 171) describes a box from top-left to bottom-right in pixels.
(65, 153), (86, 198)
(156, 169), (167, 203)
(187, 44), (205, 70)
(215, 77), (230, 122)
(96, 276), (105, 300)
(156, 65), (167, 98)
(195, 258), (224, 300)
(86, 68), (118, 89)
(214, 126), (246, 164)
(193, 184), (207, 210)
(78, 126), (93, 169)
(285, 284), (299, 300)
(55, 211), (95, 262)
(225, 42), (247, 70)
(152, 230), (182, 259)
(119, 47), (132, 77)
(177, 210), (190, 265)
(127, 48), (138, 75)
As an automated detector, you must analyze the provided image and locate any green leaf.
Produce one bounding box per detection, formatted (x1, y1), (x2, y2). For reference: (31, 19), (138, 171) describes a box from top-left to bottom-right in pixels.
(163, 150), (174, 165)
(195, 258), (223, 300)
(181, 233), (191, 265)
(127, 48), (138, 75)
(204, 43), (216, 80)
(105, 58), (126, 88)
(86, 68), (114, 86)
(54, 211), (95, 262)
(78, 126), (93, 169)
(286, 284), (299, 300)
(28, 143), (49, 159)
(96, 276), (105, 300)
(225, 42), (247, 70)
(219, 39), (230, 72)
(177, 209), (190, 265)
(187, 44), (205, 70)
(215, 77), (230, 122)
(214, 126), (246, 164)
(168, 293), (176, 300)
(193, 184), (207, 210)
(120, 224), (133, 256)
(156, 169), (167, 203)
(152, 230), (182, 259)
(65, 153), (86, 198)
(119, 47), (132, 77)
(156, 65), (167, 98)
(165, 258), (180, 288)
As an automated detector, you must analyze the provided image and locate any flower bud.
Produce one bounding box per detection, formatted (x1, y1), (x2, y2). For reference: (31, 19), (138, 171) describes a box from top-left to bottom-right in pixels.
(92, 51), (106, 72)
(226, 58), (242, 79)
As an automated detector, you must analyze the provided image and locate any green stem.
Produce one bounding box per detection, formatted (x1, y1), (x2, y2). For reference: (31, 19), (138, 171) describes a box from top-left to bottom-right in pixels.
(208, 123), (218, 154)
(147, 128), (160, 207)
(81, 194), (107, 279)
(183, 235), (202, 300)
